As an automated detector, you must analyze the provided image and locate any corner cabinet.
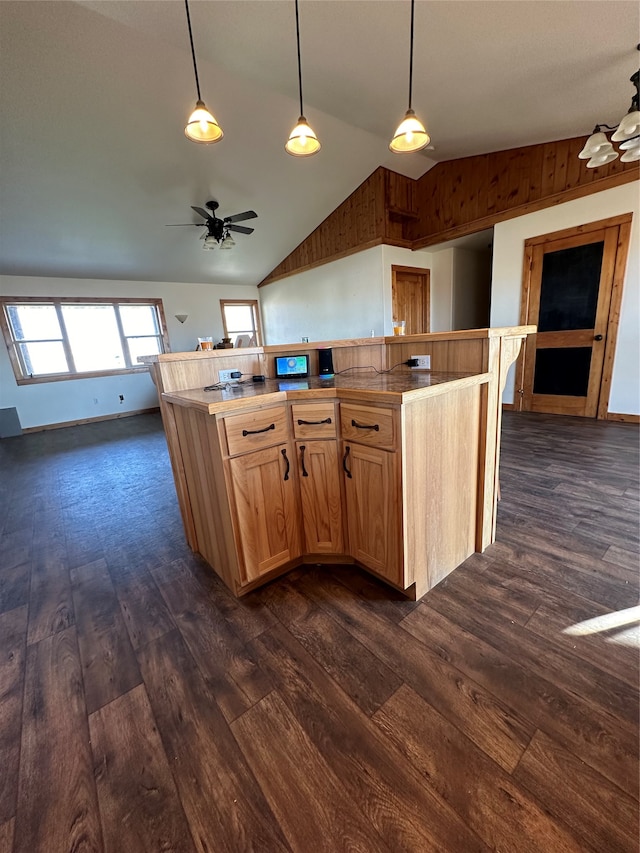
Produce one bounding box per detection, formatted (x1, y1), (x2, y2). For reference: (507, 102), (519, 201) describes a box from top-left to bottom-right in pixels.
(340, 403), (402, 586)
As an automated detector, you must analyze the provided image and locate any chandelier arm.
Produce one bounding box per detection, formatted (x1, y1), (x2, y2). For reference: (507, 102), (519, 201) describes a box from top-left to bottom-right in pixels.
(408, 0), (415, 110)
(294, 0), (304, 117)
(184, 0), (202, 101)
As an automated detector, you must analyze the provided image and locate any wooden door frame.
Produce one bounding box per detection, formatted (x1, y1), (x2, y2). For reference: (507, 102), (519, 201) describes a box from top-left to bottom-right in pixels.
(515, 213), (633, 419)
(391, 265), (431, 333)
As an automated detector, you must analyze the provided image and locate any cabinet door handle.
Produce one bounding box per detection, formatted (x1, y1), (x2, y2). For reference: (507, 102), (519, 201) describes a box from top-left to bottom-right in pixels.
(351, 419), (379, 431)
(297, 417), (332, 426)
(594, 334), (603, 341)
(281, 448), (290, 481)
(242, 423), (276, 437)
(300, 445), (309, 477)
(343, 446), (353, 479)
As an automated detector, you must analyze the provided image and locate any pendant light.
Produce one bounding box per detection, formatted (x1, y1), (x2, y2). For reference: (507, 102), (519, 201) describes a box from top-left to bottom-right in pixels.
(390, 0), (430, 153)
(183, 0), (223, 144)
(285, 0), (320, 157)
(578, 46), (639, 167)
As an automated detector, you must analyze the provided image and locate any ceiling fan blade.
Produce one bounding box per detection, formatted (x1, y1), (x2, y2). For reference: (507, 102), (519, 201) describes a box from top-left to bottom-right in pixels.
(166, 223), (207, 227)
(224, 210), (257, 224)
(191, 206), (211, 220)
(226, 224), (254, 235)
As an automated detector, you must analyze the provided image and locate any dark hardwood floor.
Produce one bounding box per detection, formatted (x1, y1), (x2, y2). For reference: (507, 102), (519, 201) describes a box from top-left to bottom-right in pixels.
(0, 411), (638, 852)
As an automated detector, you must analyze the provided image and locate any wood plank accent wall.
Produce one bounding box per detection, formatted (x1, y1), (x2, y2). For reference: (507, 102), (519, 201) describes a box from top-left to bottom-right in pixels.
(259, 168), (417, 287)
(259, 136), (638, 286)
(409, 136), (637, 248)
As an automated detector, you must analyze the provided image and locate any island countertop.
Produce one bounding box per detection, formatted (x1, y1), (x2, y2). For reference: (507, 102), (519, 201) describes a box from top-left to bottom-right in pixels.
(161, 369), (491, 415)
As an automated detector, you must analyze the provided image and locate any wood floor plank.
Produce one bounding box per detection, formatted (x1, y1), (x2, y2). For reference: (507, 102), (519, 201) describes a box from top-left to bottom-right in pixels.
(0, 606), (27, 825)
(0, 553), (30, 615)
(232, 689), (392, 852)
(373, 684), (587, 853)
(89, 684), (196, 853)
(137, 630), (290, 853)
(287, 606), (403, 716)
(111, 566), (175, 650)
(296, 568), (534, 772)
(0, 818), (14, 853)
(156, 567), (272, 723)
(402, 603), (639, 797)
(14, 626), (103, 853)
(250, 621), (490, 853)
(26, 548), (74, 645)
(513, 729), (640, 853)
(424, 582), (639, 729)
(70, 559), (142, 714)
(603, 544), (640, 572)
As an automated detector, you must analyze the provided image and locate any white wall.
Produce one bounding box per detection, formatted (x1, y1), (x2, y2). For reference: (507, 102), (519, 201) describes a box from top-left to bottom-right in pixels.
(0, 275), (259, 428)
(491, 182), (639, 413)
(259, 246), (386, 344)
(429, 249), (454, 332)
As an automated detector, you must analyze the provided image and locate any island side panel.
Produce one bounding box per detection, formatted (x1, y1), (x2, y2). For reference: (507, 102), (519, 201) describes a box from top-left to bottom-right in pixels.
(402, 380), (483, 599)
(170, 403), (241, 592)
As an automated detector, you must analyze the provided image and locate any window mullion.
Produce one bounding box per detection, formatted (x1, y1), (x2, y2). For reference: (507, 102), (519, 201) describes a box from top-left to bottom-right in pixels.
(55, 303), (76, 373)
(114, 305), (132, 368)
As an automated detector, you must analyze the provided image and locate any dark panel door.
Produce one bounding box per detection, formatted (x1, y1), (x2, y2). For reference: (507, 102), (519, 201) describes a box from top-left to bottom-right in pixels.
(522, 228), (618, 417)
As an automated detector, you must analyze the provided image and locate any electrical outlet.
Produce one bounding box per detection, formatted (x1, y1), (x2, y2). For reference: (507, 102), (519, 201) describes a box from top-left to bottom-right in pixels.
(410, 354), (431, 369)
(218, 369), (239, 383)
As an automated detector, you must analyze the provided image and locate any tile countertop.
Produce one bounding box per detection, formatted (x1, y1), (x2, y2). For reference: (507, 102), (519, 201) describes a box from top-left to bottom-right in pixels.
(161, 370), (491, 415)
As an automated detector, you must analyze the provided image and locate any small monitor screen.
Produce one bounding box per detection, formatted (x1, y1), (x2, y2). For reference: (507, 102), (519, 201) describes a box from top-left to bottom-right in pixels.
(274, 354), (309, 378)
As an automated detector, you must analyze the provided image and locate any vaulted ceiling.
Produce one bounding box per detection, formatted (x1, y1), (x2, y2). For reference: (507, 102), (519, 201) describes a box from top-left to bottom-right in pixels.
(0, 1), (637, 286)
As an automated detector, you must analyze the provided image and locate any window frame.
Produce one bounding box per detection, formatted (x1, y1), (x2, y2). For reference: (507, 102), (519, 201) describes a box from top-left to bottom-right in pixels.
(220, 299), (263, 347)
(0, 296), (170, 385)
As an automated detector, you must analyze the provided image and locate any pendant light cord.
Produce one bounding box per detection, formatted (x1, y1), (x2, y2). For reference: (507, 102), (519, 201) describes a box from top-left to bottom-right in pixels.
(185, 0), (202, 101)
(295, 0), (304, 116)
(408, 0), (415, 110)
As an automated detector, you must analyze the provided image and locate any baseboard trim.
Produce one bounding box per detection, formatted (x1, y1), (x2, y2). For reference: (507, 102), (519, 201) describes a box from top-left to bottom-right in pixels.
(606, 412), (640, 424)
(502, 403), (516, 411)
(22, 407), (160, 433)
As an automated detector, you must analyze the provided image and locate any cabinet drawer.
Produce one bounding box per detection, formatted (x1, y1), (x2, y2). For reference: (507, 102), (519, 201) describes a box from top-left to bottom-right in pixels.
(340, 403), (397, 449)
(224, 406), (289, 456)
(292, 403), (336, 439)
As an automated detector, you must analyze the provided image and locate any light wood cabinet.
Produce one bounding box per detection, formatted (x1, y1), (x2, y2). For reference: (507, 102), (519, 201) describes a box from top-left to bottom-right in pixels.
(297, 439), (344, 554)
(342, 441), (401, 585)
(228, 441), (301, 583)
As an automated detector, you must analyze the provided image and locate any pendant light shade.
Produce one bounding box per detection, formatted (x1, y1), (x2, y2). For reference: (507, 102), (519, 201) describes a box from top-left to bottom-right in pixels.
(286, 0), (320, 157)
(389, 0), (430, 154)
(578, 130), (613, 159)
(390, 108), (430, 153)
(183, 0), (223, 145)
(285, 116), (321, 157)
(185, 100), (223, 144)
(611, 109), (640, 142)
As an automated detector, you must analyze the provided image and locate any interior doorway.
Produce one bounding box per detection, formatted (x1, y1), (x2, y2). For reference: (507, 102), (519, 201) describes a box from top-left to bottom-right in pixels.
(391, 266), (430, 334)
(516, 214), (632, 418)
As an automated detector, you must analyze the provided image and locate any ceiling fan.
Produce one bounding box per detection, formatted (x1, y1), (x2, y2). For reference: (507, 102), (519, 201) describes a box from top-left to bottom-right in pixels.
(166, 201), (257, 249)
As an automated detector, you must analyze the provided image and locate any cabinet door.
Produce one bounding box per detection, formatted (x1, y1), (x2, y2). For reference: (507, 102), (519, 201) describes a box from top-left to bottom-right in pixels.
(342, 443), (402, 585)
(298, 440), (344, 554)
(229, 443), (301, 583)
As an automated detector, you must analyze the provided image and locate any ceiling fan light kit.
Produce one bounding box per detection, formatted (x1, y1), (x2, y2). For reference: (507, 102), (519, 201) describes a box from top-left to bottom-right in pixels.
(286, 0), (320, 157)
(167, 200), (257, 251)
(183, 0), (223, 144)
(389, 0), (431, 154)
(579, 45), (640, 167)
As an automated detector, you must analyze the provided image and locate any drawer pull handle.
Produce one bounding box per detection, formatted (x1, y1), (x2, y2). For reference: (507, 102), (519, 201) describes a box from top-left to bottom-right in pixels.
(297, 417), (332, 426)
(281, 448), (290, 481)
(242, 423), (276, 437)
(351, 419), (379, 431)
(300, 445), (309, 477)
(343, 446), (352, 479)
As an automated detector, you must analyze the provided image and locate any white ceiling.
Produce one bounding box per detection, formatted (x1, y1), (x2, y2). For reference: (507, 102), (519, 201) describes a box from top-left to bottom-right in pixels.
(0, 1), (637, 287)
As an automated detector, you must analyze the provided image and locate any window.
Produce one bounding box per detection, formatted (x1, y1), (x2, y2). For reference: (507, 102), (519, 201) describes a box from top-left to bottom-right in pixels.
(220, 300), (263, 347)
(0, 297), (169, 384)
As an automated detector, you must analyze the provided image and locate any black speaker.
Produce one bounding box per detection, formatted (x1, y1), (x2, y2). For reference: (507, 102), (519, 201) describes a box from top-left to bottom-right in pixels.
(318, 347), (334, 377)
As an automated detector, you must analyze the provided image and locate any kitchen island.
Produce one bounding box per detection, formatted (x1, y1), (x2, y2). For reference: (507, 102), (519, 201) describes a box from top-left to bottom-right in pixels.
(142, 327), (533, 599)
